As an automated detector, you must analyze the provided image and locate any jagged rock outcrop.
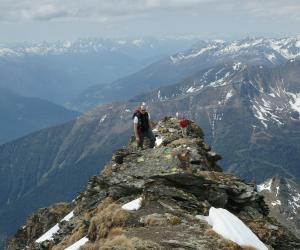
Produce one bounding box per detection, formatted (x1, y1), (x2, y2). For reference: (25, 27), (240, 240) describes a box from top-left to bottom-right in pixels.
(7, 118), (300, 250)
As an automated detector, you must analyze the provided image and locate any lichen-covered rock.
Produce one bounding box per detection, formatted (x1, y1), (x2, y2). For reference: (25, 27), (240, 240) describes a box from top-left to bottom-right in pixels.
(7, 117), (300, 250)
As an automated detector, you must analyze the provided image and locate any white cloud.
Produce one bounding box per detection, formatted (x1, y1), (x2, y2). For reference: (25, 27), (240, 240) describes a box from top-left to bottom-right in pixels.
(0, 0), (226, 22)
(0, 0), (299, 22)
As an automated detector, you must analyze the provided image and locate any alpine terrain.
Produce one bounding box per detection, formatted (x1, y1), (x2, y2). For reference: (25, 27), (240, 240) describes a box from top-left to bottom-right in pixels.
(132, 59), (300, 183)
(258, 176), (300, 238)
(72, 36), (300, 110)
(6, 118), (300, 250)
(2, 59), (300, 249)
(1, 36), (300, 249)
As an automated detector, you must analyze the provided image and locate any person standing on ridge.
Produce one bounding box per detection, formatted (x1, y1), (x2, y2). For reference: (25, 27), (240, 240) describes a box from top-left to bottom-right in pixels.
(133, 103), (156, 149)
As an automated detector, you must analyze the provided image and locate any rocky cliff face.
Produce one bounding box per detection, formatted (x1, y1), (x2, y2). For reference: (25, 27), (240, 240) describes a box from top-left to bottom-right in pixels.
(7, 118), (300, 250)
(258, 176), (300, 238)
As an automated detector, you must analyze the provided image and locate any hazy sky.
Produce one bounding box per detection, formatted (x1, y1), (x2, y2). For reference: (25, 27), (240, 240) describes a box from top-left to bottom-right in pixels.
(0, 0), (299, 43)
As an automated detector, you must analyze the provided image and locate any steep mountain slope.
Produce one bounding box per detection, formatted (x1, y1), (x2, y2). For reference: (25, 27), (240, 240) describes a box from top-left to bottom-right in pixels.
(132, 59), (300, 183)
(0, 37), (198, 105)
(258, 176), (300, 238)
(72, 37), (300, 109)
(6, 118), (300, 250)
(0, 104), (134, 243)
(0, 88), (79, 145)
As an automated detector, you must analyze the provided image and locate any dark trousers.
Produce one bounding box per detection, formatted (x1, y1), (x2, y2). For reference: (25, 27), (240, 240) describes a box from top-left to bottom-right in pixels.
(138, 130), (156, 148)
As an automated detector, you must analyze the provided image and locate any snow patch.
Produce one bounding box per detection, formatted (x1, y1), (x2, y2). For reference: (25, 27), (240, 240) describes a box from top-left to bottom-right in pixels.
(252, 105), (268, 128)
(225, 90), (233, 101)
(61, 210), (74, 222)
(252, 98), (283, 127)
(65, 236), (89, 250)
(186, 84), (203, 93)
(266, 52), (277, 63)
(170, 45), (217, 64)
(233, 62), (242, 70)
(288, 92), (300, 112)
(293, 193), (300, 203)
(35, 224), (60, 243)
(157, 90), (161, 100)
(257, 179), (272, 192)
(0, 48), (18, 57)
(155, 137), (163, 146)
(100, 114), (107, 123)
(122, 197), (143, 211)
(208, 77), (228, 88)
(197, 207), (267, 250)
(186, 86), (197, 93)
(271, 200), (282, 206)
(35, 210), (74, 243)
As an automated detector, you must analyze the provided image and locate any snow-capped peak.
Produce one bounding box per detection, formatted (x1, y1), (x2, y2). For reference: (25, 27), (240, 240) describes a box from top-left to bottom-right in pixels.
(169, 36), (300, 65)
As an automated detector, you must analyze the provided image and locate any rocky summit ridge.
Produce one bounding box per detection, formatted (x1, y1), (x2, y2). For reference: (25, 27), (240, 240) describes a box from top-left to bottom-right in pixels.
(7, 117), (300, 250)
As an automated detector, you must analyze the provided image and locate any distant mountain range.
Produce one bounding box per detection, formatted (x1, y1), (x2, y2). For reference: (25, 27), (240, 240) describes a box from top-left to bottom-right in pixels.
(70, 36), (300, 111)
(0, 88), (79, 145)
(0, 37), (199, 106)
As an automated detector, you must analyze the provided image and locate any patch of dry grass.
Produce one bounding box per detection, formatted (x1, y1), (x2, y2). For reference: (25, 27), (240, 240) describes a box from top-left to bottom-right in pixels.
(100, 235), (134, 250)
(205, 228), (222, 238)
(88, 202), (129, 241)
(141, 213), (181, 226)
(101, 162), (113, 177)
(107, 227), (124, 238)
(79, 242), (99, 250)
(50, 202), (70, 215)
(80, 235), (133, 250)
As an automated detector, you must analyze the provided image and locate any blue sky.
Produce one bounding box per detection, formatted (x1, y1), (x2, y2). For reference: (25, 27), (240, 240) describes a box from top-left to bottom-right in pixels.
(0, 0), (300, 42)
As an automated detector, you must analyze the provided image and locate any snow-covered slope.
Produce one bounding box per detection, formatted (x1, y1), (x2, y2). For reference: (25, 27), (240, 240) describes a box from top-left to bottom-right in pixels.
(258, 176), (300, 237)
(170, 36), (300, 65)
(135, 59), (300, 130)
(71, 36), (300, 111)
